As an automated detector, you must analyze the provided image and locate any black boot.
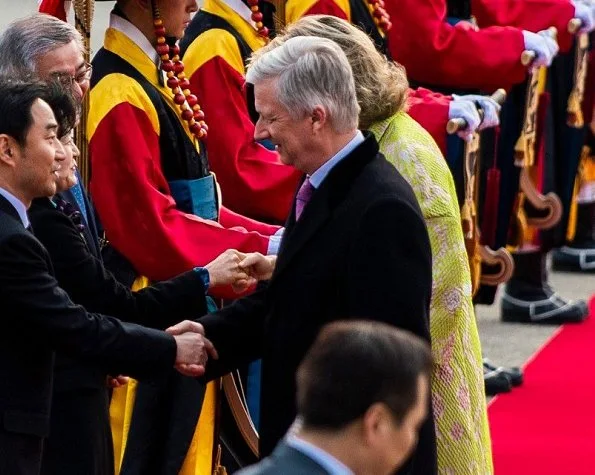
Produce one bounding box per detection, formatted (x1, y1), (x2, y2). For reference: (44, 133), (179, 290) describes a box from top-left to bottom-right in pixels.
(484, 366), (512, 396)
(552, 202), (595, 272)
(483, 358), (523, 387)
(501, 250), (588, 323)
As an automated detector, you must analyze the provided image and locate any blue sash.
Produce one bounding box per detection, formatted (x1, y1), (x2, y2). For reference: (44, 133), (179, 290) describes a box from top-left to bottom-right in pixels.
(168, 174), (218, 220)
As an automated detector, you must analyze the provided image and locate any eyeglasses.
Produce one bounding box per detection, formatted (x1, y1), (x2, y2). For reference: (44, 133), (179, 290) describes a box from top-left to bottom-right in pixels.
(51, 63), (93, 88)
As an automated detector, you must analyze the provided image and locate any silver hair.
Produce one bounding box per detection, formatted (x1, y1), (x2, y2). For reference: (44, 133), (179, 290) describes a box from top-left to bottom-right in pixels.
(246, 36), (360, 133)
(0, 13), (84, 78)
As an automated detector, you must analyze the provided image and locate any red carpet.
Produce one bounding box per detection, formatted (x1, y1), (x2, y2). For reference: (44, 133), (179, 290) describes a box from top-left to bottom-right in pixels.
(488, 296), (595, 474)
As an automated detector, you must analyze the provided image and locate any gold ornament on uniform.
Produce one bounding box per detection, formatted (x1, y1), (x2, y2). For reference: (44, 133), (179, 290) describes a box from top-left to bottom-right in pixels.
(72, 0), (95, 188)
(566, 19), (590, 128)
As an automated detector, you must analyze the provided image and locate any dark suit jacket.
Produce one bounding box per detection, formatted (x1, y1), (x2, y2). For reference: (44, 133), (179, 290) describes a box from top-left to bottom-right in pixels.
(27, 197), (210, 475)
(29, 197), (209, 392)
(0, 194), (177, 475)
(200, 133), (437, 474)
(237, 442), (330, 475)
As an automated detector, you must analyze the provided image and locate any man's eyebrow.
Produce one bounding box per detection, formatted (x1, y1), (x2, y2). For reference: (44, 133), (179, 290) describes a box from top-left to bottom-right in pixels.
(75, 61), (86, 72)
(46, 122), (59, 131)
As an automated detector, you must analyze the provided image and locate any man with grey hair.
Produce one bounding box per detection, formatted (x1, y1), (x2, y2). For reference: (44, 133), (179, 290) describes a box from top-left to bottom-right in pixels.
(169, 36), (437, 474)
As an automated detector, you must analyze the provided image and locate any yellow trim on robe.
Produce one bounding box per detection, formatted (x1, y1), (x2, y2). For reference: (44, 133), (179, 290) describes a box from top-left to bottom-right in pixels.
(88, 73), (160, 142)
(285, 0), (352, 24)
(184, 28), (247, 77)
(94, 27), (201, 150)
(202, 0), (267, 52)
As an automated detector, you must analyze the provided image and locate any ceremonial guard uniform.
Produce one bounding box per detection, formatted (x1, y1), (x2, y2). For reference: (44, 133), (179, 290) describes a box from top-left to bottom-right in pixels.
(88, 4), (279, 475)
(180, 0), (301, 224)
(470, 0), (592, 319)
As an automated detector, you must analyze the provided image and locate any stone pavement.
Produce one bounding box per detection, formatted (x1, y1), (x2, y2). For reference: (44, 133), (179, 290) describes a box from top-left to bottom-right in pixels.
(477, 261), (594, 369)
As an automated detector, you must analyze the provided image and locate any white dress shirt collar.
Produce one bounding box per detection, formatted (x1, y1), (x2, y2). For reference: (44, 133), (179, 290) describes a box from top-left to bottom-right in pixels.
(110, 13), (160, 66)
(309, 131), (365, 189)
(286, 435), (354, 475)
(221, 0), (259, 30)
(0, 186), (30, 228)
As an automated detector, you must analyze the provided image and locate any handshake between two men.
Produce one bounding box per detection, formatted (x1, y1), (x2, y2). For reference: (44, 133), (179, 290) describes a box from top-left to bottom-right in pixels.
(168, 249), (276, 378)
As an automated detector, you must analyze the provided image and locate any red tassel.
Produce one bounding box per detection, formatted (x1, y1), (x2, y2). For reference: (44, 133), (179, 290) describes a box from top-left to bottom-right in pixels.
(38, 0), (67, 21)
(481, 127), (501, 247)
(534, 91), (550, 193)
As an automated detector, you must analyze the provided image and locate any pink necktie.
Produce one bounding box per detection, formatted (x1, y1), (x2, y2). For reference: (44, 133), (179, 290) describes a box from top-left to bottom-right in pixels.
(295, 178), (315, 220)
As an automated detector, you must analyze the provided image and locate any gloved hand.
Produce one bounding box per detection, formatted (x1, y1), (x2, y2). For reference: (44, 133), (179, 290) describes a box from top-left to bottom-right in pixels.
(454, 94), (501, 131)
(448, 98), (482, 142)
(572, 0), (595, 33)
(522, 30), (559, 69)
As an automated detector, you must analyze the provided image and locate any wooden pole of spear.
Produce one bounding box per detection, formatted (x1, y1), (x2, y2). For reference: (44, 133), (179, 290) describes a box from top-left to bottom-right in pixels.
(269, 0), (286, 37)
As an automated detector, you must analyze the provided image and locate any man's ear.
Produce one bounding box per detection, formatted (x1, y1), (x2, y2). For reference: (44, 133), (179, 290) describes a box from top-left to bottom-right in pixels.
(0, 135), (18, 167)
(311, 105), (328, 132)
(362, 402), (393, 443)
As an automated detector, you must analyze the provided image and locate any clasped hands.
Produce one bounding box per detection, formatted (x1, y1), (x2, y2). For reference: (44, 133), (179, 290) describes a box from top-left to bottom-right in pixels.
(172, 250), (276, 377)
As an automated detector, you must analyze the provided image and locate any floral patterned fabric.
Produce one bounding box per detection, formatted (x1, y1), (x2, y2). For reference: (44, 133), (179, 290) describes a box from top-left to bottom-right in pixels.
(370, 112), (493, 474)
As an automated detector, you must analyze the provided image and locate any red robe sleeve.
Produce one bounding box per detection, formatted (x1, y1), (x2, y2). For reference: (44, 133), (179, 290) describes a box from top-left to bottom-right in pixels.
(407, 87), (452, 156)
(186, 36), (301, 224)
(89, 102), (275, 294)
(385, 0), (527, 91)
(472, 0), (576, 53)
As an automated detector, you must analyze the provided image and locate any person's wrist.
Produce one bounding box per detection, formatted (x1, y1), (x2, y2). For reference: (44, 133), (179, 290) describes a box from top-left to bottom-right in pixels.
(194, 266), (211, 291)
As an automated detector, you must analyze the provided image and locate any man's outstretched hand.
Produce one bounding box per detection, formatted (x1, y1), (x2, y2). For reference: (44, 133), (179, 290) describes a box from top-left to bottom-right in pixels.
(170, 320), (218, 377)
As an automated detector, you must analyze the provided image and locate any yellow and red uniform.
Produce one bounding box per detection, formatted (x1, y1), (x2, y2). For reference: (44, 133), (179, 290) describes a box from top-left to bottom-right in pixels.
(89, 13), (282, 475)
(285, 0), (350, 20)
(181, 0), (301, 224)
(89, 17), (279, 289)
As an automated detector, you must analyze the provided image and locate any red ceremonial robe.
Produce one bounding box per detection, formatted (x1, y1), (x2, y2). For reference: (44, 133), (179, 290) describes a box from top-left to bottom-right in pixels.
(88, 20), (280, 297)
(471, 0), (577, 53)
(182, 0), (301, 224)
(384, 0), (528, 91)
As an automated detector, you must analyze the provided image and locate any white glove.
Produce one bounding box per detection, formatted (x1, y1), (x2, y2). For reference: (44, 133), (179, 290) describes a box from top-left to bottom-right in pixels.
(572, 1), (595, 33)
(522, 30), (559, 69)
(449, 97), (482, 141)
(454, 94), (502, 131)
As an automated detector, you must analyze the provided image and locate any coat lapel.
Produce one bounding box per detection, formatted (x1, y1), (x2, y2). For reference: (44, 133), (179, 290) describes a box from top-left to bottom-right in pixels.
(273, 183), (332, 278)
(0, 194), (24, 226)
(273, 133), (379, 280)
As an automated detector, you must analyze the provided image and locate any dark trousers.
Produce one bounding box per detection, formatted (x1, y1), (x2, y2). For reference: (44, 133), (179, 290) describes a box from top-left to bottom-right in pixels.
(41, 388), (114, 475)
(0, 429), (43, 475)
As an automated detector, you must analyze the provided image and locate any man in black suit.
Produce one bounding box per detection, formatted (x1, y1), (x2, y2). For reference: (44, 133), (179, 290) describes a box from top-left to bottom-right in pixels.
(238, 321), (432, 475)
(0, 79), (215, 475)
(169, 36), (437, 474)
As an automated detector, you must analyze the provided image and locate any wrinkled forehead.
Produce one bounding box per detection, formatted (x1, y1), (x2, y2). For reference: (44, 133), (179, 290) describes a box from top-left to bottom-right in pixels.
(37, 40), (85, 78)
(252, 77), (281, 111)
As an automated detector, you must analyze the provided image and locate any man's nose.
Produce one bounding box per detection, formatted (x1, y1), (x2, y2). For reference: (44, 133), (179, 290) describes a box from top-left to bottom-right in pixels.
(254, 120), (269, 141)
(54, 141), (66, 162)
(72, 82), (84, 102)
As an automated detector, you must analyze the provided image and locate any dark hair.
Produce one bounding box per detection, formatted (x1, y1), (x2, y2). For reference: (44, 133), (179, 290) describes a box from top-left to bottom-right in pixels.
(0, 78), (77, 145)
(296, 320), (432, 429)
